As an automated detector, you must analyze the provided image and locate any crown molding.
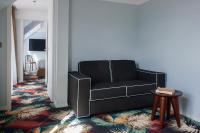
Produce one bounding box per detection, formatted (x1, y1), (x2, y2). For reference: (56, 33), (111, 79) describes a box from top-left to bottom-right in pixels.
(102, 0), (150, 5)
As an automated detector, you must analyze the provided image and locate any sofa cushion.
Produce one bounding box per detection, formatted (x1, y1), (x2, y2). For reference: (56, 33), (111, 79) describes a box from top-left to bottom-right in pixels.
(91, 82), (126, 90)
(91, 80), (155, 101)
(91, 82), (126, 101)
(79, 61), (111, 84)
(125, 80), (156, 96)
(111, 60), (137, 82)
(124, 80), (156, 86)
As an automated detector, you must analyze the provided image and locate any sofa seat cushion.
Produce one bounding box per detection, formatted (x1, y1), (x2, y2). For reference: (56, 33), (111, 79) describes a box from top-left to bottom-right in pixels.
(90, 82), (126, 101)
(79, 61), (111, 84)
(91, 82), (126, 90)
(125, 80), (156, 96)
(90, 80), (156, 101)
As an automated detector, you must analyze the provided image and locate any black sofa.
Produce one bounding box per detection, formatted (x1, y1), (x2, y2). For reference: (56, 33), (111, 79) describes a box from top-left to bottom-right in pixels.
(68, 60), (165, 118)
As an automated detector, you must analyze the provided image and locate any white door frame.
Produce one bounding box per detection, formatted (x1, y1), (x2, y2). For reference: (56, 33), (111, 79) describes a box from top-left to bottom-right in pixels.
(47, 0), (69, 107)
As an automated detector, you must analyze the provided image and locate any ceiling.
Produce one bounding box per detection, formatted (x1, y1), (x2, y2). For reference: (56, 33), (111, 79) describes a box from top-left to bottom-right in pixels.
(0, 0), (15, 10)
(103, 0), (150, 5)
(1, 0), (149, 11)
(13, 0), (48, 11)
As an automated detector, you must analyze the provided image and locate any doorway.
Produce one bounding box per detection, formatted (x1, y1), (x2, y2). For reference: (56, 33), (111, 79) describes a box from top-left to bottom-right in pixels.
(12, 0), (49, 86)
(5, 0), (69, 111)
(23, 20), (47, 83)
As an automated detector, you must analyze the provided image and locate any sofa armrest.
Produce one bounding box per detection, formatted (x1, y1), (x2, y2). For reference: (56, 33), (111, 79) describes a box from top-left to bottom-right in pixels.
(68, 71), (91, 118)
(137, 69), (166, 88)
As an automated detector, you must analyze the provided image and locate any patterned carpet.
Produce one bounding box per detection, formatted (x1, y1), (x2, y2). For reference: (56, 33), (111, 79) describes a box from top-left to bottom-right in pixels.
(0, 80), (200, 133)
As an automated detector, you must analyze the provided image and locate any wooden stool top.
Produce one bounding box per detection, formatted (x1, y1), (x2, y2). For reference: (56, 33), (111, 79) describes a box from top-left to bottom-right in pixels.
(151, 90), (183, 97)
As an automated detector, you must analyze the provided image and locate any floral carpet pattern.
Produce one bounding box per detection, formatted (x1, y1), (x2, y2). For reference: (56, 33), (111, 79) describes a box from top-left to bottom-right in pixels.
(0, 80), (200, 133)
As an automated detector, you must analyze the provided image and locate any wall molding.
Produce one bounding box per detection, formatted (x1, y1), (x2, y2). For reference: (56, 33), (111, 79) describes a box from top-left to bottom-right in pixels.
(102, 0), (150, 5)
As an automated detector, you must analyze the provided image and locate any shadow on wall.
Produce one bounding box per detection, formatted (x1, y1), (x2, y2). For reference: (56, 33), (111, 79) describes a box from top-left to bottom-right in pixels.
(180, 93), (190, 117)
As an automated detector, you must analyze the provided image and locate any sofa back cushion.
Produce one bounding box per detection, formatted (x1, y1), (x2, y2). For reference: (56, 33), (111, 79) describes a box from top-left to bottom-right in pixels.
(111, 60), (137, 82)
(79, 61), (111, 84)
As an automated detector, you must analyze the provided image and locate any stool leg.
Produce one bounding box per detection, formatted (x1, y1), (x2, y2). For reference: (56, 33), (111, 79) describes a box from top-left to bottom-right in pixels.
(166, 98), (171, 120)
(160, 96), (167, 128)
(151, 95), (159, 120)
(172, 97), (181, 127)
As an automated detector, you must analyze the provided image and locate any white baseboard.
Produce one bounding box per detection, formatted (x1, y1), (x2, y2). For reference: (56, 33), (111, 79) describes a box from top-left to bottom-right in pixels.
(54, 102), (68, 108)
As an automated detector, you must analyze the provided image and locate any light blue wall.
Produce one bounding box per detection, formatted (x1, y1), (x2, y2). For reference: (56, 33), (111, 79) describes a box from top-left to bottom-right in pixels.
(137, 0), (200, 121)
(69, 0), (138, 70)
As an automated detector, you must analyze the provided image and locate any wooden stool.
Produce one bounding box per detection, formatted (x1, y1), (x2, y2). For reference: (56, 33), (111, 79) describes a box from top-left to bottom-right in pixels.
(151, 90), (183, 128)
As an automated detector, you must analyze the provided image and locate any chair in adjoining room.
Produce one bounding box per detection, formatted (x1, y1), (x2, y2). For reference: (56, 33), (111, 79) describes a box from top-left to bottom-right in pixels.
(24, 55), (37, 72)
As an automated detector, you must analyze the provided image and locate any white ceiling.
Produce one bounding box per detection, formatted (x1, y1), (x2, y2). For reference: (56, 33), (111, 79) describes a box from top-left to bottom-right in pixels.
(0, 0), (15, 10)
(103, 0), (150, 5)
(13, 0), (48, 11)
(1, 0), (149, 11)
(1, 0), (150, 11)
